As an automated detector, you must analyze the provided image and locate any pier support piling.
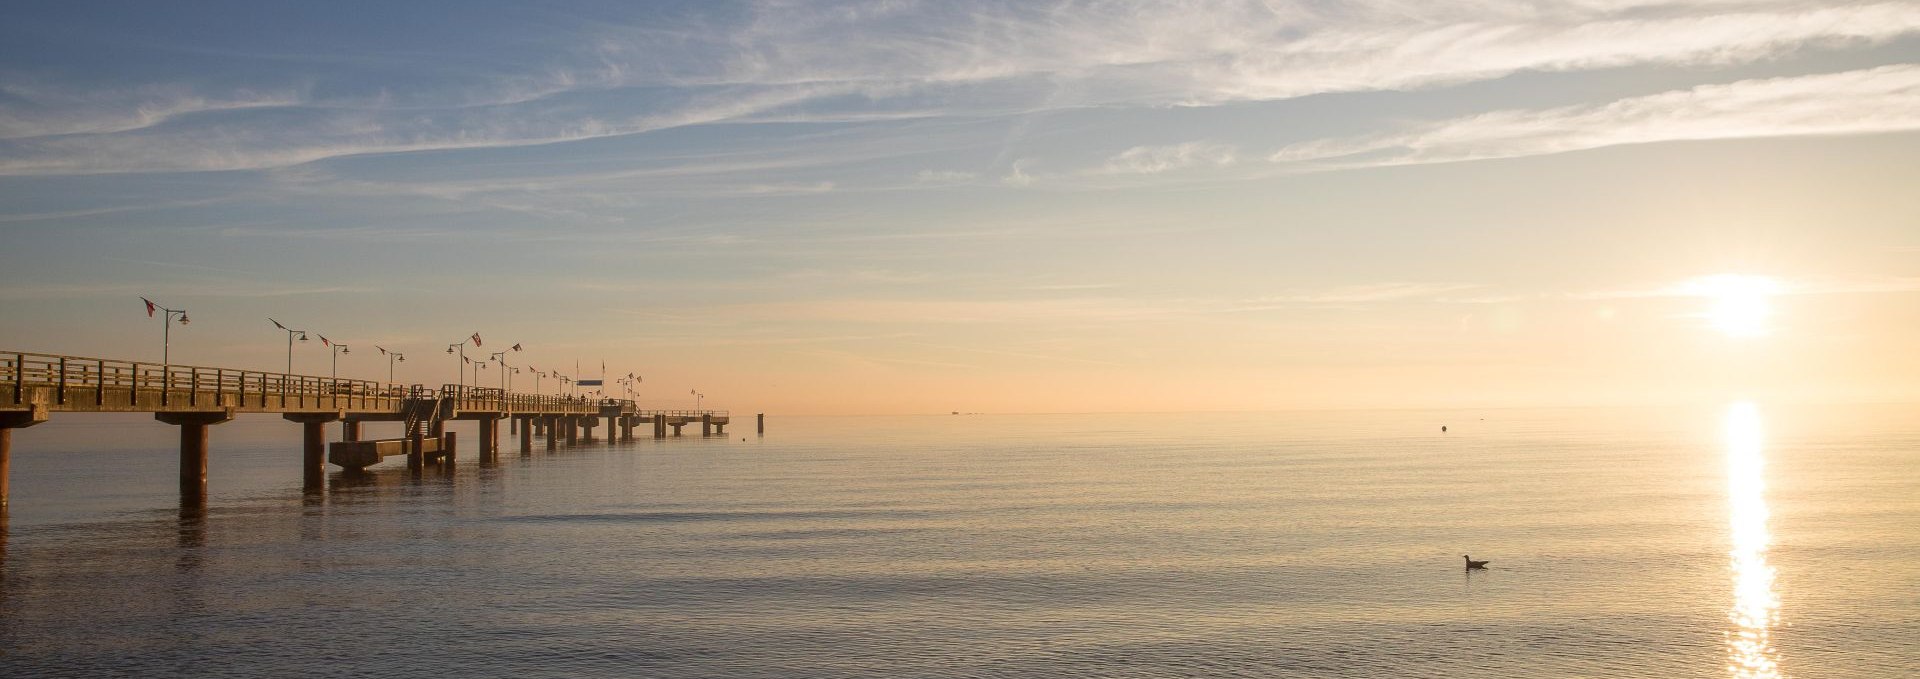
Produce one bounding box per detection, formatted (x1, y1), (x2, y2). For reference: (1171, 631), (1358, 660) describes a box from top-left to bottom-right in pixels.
(156, 410), (234, 505)
(567, 418), (579, 446)
(342, 419), (362, 442)
(520, 416), (533, 455)
(701, 413), (712, 437)
(758, 413), (764, 436)
(654, 416), (666, 439)
(285, 413), (342, 490)
(0, 407), (50, 515)
(546, 416), (558, 450)
(478, 417), (499, 464)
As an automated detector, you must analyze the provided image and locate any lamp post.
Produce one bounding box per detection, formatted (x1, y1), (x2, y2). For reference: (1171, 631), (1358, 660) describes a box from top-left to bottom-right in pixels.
(446, 333), (479, 390)
(694, 391), (704, 412)
(488, 345), (521, 392)
(268, 318), (308, 375)
(377, 346), (405, 385)
(144, 298), (190, 367)
(328, 342), (350, 381)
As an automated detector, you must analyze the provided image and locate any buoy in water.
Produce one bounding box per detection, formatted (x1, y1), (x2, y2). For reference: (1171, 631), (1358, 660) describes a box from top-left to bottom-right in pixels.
(1441, 425), (1448, 433)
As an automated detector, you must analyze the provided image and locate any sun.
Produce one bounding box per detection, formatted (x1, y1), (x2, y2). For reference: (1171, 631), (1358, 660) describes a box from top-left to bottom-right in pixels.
(1682, 274), (1781, 338)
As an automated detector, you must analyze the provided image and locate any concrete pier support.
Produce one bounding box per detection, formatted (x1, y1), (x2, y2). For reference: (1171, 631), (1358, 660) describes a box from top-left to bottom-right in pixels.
(701, 413), (712, 437)
(671, 422), (684, 436)
(0, 408), (49, 515)
(409, 428), (425, 472)
(654, 416), (666, 439)
(520, 416), (533, 455)
(715, 422), (726, 435)
(285, 413), (341, 490)
(583, 417), (596, 442)
(621, 416), (633, 441)
(545, 416), (558, 451)
(478, 417), (499, 464)
(156, 411), (234, 504)
(567, 418), (579, 446)
(607, 416), (618, 445)
(758, 413), (765, 436)
(342, 420), (362, 442)
(443, 431), (458, 465)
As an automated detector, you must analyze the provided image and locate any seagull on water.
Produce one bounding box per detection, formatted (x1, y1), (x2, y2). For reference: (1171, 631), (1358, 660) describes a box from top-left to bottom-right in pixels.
(1463, 555), (1489, 569)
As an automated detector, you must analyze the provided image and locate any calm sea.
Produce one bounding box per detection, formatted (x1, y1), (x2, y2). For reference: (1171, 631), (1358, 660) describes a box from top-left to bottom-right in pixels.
(1, 406), (1915, 678)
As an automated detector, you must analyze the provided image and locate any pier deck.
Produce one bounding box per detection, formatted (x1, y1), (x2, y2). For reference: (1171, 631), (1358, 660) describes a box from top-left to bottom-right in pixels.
(1, 350), (735, 512)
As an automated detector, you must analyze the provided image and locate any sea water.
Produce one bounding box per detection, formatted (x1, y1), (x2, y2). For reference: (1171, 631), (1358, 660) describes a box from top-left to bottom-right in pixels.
(1, 406), (1915, 677)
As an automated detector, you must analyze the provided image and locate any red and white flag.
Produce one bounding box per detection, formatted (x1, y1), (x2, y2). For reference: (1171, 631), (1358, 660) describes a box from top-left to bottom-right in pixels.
(471, 333), (483, 347)
(376, 345), (387, 355)
(511, 343), (522, 352)
(320, 335), (331, 347)
(142, 297), (157, 317)
(270, 317), (287, 330)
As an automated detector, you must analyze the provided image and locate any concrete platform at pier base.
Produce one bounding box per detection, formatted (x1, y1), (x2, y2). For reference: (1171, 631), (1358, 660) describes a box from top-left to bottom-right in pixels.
(329, 437), (445, 470)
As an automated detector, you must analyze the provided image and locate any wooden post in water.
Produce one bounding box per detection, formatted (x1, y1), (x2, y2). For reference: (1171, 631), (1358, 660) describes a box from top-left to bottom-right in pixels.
(757, 413), (765, 436)
(520, 416), (533, 455)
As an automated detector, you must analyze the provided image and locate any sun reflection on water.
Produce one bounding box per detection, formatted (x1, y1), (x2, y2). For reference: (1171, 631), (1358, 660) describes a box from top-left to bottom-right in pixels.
(1725, 401), (1782, 678)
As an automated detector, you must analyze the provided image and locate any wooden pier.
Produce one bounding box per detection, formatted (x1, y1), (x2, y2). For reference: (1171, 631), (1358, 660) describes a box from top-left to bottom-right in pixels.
(0, 351), (731, 512)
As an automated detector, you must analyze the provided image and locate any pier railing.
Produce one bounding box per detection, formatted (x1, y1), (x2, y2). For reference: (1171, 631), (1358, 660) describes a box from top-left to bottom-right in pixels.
(3, 351), (727, 419)
(4, 350), (402, 412)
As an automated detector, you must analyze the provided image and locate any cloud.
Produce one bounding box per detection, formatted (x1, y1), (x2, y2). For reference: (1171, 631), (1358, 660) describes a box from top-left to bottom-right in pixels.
(1001, 158), (1038, 187)
(915, 169), (977, 183)
(4, 1), (1917, 175)
(1101, 142), (1237, 174)
(1271, 65), (1920, 168)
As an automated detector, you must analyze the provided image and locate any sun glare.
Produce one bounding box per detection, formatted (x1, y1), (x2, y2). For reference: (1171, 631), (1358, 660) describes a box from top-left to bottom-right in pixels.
(1683, 275), (1781, 338)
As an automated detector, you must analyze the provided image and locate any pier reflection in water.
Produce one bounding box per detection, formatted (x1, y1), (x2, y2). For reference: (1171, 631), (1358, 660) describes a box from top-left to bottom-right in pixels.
(1724, 402), (1781, 678)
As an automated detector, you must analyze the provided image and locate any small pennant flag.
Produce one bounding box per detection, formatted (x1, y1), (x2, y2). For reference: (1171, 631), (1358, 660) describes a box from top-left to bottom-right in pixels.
(270, 317), (287, 330)
(142, 297), (157, 318)
(511, 343), (522, 352)
(463, 356), (471, 364)
(376, 345), (387, 355)
(470, 332), (483, 347)
(320, 335), (331, 347)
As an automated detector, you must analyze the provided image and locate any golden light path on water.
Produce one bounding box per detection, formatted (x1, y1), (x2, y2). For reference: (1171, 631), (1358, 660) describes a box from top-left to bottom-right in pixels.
(1725, 401), (1783, 678)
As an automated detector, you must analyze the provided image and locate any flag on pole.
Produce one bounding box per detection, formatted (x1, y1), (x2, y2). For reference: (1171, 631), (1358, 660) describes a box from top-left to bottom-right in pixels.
(463, 356), (471, 363)
(376, 345), (387, 355)
(511, 343), (522, 352)
(320, 335), (331, 347)
(471, 333), (483, 347)
(270, 318), (287, 330)
(142, 297), (157, 318)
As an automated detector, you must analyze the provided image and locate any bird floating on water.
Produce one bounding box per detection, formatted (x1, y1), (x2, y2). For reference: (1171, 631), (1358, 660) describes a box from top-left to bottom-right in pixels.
(1463, 555), (1489, 569)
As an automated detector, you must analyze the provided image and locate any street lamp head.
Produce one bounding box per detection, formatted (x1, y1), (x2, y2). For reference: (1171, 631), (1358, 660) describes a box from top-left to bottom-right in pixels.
(446, 346), (454, 354)
(297, 333), (308, 342)
(398, 355), (406, 362)
(177, 313), (190, 325)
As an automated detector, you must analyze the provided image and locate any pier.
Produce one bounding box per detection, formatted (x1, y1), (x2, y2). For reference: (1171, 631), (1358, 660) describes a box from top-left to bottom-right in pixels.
(0, 351), (732, 512)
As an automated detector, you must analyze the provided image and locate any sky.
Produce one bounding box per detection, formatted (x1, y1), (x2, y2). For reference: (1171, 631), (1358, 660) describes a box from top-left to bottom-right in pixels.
(1, 0), (1917, 415)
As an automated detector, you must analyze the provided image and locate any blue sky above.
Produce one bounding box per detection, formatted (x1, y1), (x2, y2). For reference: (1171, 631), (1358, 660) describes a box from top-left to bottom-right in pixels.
(3, 1), (1917, 413)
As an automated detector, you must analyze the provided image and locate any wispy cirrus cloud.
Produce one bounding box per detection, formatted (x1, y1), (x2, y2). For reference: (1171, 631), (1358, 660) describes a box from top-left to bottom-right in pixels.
(1271, 65), (1920, 169)
(1101, 142), (1237, 175)
(3, 1), (1916, 176)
